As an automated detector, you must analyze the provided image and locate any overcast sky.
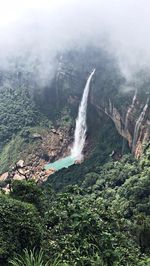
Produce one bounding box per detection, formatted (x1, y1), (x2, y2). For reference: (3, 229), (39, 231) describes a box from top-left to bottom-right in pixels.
(0, 0), (150, 81)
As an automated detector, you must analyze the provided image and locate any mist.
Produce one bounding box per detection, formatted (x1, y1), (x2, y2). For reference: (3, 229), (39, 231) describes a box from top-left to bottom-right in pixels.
(0, 0), (150, 84)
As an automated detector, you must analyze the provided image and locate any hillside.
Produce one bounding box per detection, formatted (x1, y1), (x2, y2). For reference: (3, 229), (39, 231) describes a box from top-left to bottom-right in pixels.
(0, 146), (150, 265)
(0, 47), (150, 265)
(0, 47), (149, 177)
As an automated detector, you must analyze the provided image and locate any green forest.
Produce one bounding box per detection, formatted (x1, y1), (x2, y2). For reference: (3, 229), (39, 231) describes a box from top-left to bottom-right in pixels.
(0, 47), (150, 265)
(0, 145), (150, 265)
(0, 32), (150, 266)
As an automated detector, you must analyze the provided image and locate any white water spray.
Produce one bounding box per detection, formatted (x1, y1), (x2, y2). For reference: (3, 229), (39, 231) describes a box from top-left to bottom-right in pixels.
(122, 91), (137, 153)
(125, 91), (137, 131)
(132, 98), (149, 153)
(71, 69), (95, 160)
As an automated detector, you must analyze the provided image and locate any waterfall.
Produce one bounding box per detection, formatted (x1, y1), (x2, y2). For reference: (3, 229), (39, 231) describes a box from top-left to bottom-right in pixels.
(125, 91), (137, 130)
(132, 98), (149, 153)
(122, 91), (137, 153)
(71, 69), (95, 160)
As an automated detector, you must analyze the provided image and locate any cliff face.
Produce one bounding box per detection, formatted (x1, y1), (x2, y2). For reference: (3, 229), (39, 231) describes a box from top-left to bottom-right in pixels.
(52, 48), (150, 158)
(1, 46), (150, 180)
(1, 47), (150, 190)
(90, 93), (150, 158)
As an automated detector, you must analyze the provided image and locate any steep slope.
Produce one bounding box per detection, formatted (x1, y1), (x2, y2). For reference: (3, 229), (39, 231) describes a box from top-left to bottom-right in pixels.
(1, 147), (149, 265)
(0, 46), (150, 180)
(0, 47), (150, 265)
(48, 48), (150, 158)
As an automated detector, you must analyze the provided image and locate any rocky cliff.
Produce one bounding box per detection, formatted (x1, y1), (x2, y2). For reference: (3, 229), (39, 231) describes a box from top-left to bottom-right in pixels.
(53, 48), (150, 158)
(91, 95), (150, 158)
(0, 47), (150, 188)
(0, 125), (73, 191)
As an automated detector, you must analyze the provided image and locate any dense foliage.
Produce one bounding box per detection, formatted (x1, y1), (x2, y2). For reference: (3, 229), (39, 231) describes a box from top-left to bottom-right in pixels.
(0, 147), (149, 265)
(0, 194), (43, 266)
(0, 85), (38, 148)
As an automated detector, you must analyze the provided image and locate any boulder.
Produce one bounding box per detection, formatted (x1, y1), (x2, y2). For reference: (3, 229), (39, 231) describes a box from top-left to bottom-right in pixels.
(51, 129), (60, 135)
(13, 173), (24, 180)
(0, 172), (9, 181)
(51, 129), (57, 134)
(16, 160), (24, 168)
(31, 133), (42, 140)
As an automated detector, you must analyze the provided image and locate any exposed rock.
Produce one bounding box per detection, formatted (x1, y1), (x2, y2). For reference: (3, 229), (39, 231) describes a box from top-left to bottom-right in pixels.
(91, 97), (150, 158)
(13, 173), (25, 181)
(0, 125), (73, 191)
(51, 129), (58, 134)
(16, 160), (24, 168)
(135, 121), (150, 158)
(31, 133), (42, 140)
(0, 172), (9, 181)
(5, 126), (72, 186)
(2, 184), (10, 194)
(59, 134), (63, 141)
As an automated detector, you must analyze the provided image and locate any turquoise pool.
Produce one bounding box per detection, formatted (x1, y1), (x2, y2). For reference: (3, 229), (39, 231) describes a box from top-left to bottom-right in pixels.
(44, 156), (75, 171)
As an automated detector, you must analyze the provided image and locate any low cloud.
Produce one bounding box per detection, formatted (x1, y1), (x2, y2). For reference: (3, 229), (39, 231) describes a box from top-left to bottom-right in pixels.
(0, 0), (150, 83)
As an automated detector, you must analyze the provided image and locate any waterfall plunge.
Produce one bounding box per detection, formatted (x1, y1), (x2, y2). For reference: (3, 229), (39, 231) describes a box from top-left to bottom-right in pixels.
(122, 91), (137, 154)
(124, 91), (137, 131)
(71, 69), (95, 160)
(132, 98), (149, 153)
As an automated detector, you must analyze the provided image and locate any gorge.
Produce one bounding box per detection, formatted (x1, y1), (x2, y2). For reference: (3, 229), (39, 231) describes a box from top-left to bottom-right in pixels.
(0, 47), (150, 266)
(0, 0), (150, 264)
